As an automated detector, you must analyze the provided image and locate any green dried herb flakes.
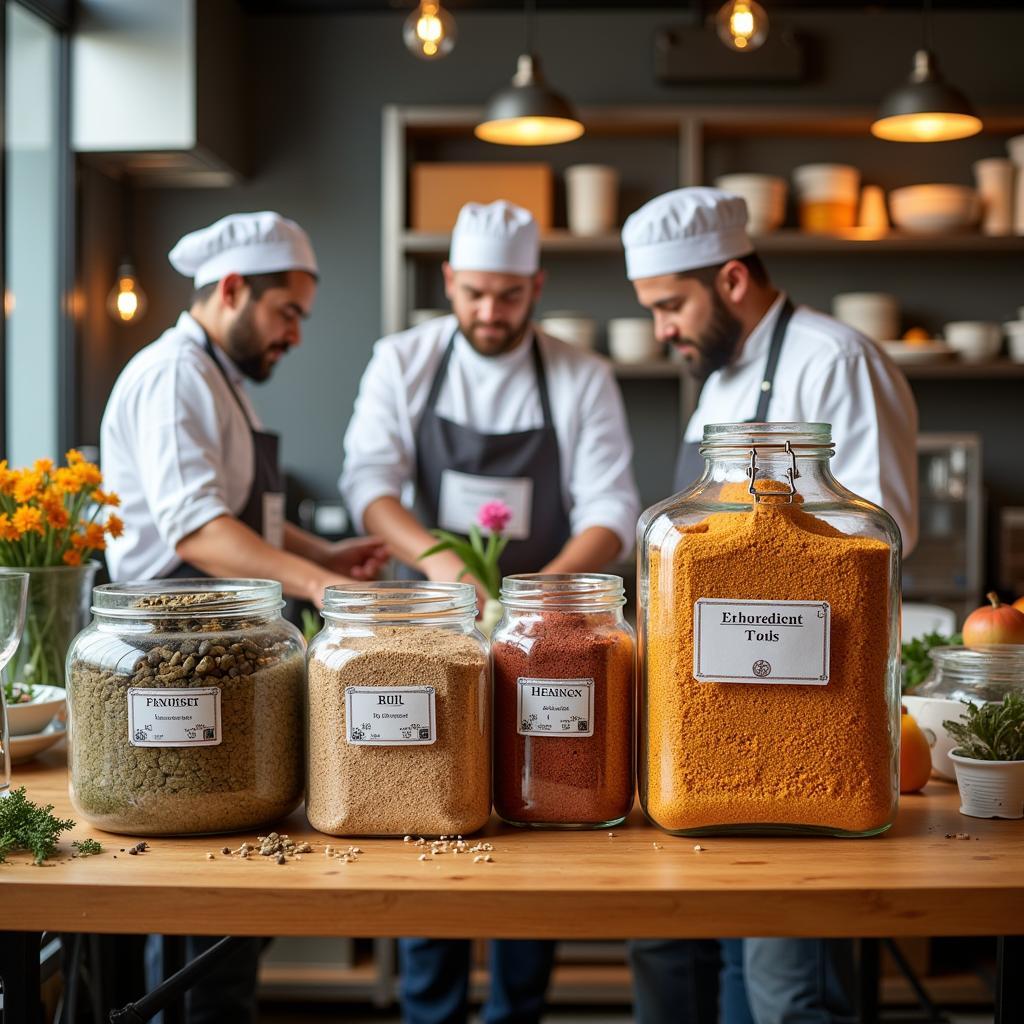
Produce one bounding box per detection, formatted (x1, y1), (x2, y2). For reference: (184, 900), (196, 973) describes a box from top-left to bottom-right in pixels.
(71, 838), (103, 857)
(0, 788), (75, 865)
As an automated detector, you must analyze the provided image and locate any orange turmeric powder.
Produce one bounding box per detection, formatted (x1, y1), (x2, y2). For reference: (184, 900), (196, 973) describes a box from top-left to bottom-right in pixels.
(642, 480), (897, 835)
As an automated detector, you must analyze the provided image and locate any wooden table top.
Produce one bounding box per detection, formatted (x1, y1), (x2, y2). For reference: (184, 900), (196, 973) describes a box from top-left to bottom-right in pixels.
(4, 749), (1023, 940)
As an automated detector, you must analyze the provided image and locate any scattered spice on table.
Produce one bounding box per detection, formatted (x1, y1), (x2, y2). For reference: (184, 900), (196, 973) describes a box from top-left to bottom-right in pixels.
(71, 838), (103, 858)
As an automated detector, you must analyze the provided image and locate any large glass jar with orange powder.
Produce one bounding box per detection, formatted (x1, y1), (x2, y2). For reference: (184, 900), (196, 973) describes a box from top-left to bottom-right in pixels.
(637, 422), (902, 837)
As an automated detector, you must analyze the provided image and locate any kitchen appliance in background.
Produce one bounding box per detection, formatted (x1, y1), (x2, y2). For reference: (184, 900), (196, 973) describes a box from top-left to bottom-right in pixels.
(607, 318), (660, 363)
(832, 292), (900, 342)
(973, 157), (1015, 236)
(902, 433), (983, 624)
(714, 173), (786, 234)
(999, 507), (1024, 597)
(792, 163), (859, 234)
(565, 165), (619, 236)
(539, 311), (597, 350)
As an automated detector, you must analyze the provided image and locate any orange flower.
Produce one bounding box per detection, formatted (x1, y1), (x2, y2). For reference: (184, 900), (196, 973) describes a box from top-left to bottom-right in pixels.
(105, 513), (124, 539)
(83, 522), (107, 549)
(33, 458), (54, 475)
(71, 462), (102, 488)
(0, 460), (14, 495)
(70, 530), (89, 550)
(62, 549), (82, 566)
(46, 505), (70, 530)
(65, 449), (85, 466)
(0, 513), (19, 541)
(94, 489), (121, 507)
(12, 505), (44, 536)
(13, 471), (43, 503)
(53, 467), (82, 495)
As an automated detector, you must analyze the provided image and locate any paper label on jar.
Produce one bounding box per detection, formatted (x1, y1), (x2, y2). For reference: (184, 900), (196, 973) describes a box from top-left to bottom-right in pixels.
(345, 686), (436, 745)
(693, 599), (831, 685)
(517, 678), (595, 737)
(127, 687), (222, 746)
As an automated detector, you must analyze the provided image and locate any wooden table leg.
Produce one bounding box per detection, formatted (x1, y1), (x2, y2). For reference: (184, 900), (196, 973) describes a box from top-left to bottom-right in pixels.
(0, 931), (42, 1024)
(857, 938), (880, 1024)
(996, 936), (1024, 1024)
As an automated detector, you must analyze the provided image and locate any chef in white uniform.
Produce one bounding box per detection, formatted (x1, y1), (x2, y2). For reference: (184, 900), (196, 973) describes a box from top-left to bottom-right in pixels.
(341, 199), (639, 592)
(102, 211), (386, 602)
(341, 199), (640, 1024)
(620, 187), (919, 1024)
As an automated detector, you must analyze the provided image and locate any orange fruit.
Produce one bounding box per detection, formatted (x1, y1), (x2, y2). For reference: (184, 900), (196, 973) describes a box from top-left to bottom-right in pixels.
(1013, 596), (1024, 614)
(902, 326), (930, 345)
(900, 707), (932, 794)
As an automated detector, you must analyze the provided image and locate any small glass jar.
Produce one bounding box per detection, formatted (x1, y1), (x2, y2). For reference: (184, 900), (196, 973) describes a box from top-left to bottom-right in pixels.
(66, 579), (305, 836)
(638, 422), (902, 837)
(492, 574), (635, 829)
(306, 581), (490, 837)
(904, 645), (1024, 780)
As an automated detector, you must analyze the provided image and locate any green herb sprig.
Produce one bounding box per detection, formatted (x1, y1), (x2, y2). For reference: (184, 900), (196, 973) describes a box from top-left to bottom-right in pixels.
(943, 693), (1024, 762)
(0, 787), (75, 865)
(901, 631), (962, 693)
(71, 838), (103, 857)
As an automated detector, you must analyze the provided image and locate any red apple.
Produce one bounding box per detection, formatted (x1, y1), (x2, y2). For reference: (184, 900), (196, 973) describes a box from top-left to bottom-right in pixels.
(962, 592), (1024, 647)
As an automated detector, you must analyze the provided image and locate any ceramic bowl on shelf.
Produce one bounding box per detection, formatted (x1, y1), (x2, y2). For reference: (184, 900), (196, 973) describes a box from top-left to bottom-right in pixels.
(5, 683), (66, 737)
(714, 173), (787, 234)
(889, 185), (981, 235)
(832, 292), (900, 342)
(943, 321), (1003, 363)
(607, 318), (660, 364)
(539, 311), (597, 350)
(1004, 321), (1024, 363)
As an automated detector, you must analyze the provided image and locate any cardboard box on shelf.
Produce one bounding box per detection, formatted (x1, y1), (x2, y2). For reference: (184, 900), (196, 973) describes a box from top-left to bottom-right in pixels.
(410, 163), (553, 232)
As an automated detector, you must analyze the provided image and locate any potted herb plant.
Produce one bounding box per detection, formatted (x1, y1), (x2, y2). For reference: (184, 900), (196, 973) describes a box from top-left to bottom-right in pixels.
(0, 452), (121, 703)
(944, 693), (1024, 819)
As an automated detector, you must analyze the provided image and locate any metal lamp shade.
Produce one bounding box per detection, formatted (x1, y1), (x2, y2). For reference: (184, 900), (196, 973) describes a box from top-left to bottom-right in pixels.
(871, 49), (982, 142)
(475, 54), (584, 146)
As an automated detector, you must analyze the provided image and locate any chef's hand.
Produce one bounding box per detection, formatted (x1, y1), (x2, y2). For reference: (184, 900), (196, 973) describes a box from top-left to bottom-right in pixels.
(323, 536), (390, 580)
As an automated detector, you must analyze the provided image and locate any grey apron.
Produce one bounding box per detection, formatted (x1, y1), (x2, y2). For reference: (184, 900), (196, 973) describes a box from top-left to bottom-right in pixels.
(165, 331), (285, 580)
(409, 329), (572, 577)
(672, 297), (795, 493)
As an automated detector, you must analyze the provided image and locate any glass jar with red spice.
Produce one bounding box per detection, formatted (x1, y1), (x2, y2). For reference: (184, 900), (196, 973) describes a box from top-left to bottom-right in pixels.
(492, 573), (635, 829)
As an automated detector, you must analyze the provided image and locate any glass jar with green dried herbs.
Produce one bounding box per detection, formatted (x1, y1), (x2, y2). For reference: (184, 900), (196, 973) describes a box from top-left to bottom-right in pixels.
(66, 579), (304, 836)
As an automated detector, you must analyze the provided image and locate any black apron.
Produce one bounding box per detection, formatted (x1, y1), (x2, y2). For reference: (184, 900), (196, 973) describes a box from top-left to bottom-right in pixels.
(672, 297), (795, 493)
(165, 332), (285, 580)
(408, 329), (572, 577)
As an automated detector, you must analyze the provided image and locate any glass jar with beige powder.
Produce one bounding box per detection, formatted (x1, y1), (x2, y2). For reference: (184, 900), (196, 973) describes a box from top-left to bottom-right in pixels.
(306, 582), (491, 837)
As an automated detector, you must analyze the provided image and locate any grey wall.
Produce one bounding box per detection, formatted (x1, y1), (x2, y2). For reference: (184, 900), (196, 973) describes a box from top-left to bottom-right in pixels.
(77, 6), (1024, 577)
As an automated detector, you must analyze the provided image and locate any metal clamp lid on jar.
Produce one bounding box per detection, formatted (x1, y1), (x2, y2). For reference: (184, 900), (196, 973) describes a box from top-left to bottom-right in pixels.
(699, 422), (836, 505)
(499, 573), (626, 611)
(917, 645), (1024, 699)
(91, 578), (284, 620)
(321, 581), (477, 624)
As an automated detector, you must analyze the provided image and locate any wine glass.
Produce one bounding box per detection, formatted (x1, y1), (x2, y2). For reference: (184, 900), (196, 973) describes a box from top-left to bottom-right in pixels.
(0, 570), (30, 797)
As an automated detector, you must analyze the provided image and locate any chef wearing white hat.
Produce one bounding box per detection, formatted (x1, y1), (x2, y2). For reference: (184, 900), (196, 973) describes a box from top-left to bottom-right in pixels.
(341, 199), (640, 1024)
(101, 210), (387, 598)
(622, 186), (918, 553)
(622, 187), (918, 1024)
(341, 199), (639, 593)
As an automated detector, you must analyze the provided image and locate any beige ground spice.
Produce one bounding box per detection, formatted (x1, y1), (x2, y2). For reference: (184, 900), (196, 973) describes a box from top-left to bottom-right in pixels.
(306, 626), (490, 837)
(643, 482), (895, 835)
(69, 622), (304, 836)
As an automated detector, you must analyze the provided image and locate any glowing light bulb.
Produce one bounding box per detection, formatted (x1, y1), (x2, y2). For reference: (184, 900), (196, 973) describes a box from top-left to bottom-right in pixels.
(106, 264), (147, 324)
(716, 0), (768, 53)
(403, 2), (456, 61)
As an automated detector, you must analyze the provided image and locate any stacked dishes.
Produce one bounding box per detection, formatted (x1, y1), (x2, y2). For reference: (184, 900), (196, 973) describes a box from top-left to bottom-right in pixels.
(714, 174), (787, 234)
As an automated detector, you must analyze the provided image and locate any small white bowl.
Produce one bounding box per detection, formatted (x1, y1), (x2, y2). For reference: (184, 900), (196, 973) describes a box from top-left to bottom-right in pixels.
(540, 311), (597, 350)
(1006, 331), (1024, 363)
(890, 185), (980, 235)
(943, 321), (1003, 362)
(5, 684), (66, 737)
(607, 318), (660, 363)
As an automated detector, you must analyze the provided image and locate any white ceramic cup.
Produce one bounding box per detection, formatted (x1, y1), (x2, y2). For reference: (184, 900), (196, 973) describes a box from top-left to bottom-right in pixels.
(1004, 321), (1024, 363)
(539, 311), (597, 350)
(792, 163), (860, 201)
(565, 165), (619, 236)
(832, 292), (900, 342)
(607, 317), (659, 363)
(943, 321), (1003, 362)
(973, 157), (1015, 236)
(715, 174), (787, 234)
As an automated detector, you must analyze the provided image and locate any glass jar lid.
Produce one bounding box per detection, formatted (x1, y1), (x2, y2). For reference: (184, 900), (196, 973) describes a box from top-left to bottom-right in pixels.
(500, 573), (625, 611)
(916, 645), (1024, 703)
(92, 578), (283, 620)
(321, 581), (477, 624)
(700, 421), (835, 455)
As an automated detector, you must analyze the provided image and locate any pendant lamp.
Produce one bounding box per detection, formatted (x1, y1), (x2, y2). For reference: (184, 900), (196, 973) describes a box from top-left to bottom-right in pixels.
(871, 3), (981, 142)
(475, 1), (583, 146)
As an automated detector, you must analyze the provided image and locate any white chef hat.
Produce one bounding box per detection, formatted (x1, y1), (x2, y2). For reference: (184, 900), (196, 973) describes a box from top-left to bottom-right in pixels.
(621, 187), (753, 281)
(448, 200), (539, 276)
(168, 211), (318, 288)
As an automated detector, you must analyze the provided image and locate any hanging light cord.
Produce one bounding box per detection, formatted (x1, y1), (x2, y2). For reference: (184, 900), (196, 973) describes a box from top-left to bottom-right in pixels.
(524, 0), (536, 56)
(922, 0), (933, 53)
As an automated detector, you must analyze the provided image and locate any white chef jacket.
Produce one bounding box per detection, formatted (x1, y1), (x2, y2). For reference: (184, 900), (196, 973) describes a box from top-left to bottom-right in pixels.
(101, 312), (261, 581)
(683, 294), (919, 554)
(340, 315), (641, 554)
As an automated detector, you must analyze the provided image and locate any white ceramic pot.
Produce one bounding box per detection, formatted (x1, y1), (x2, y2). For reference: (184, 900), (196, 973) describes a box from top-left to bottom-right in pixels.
(943, 321), (1003, 363)
(973, 157), (1015, 236)
(950, 752), (1024, 819)
(565, 164), (619, 236)
(793, 163), (860, 200)
(1004, 322), (1024, 363)
(5, 683), (66, 737)
(607, 317), (659, 363)
(902, 694), (968, 781)
(832, 292), (900, 342)
(539, 311), (597, 350)
(715, 173), (787, 234)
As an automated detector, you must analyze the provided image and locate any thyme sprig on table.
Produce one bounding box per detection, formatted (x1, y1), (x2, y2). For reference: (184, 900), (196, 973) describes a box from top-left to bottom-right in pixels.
(0, 787), (75, 865)
(71, 838), (103, 857)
